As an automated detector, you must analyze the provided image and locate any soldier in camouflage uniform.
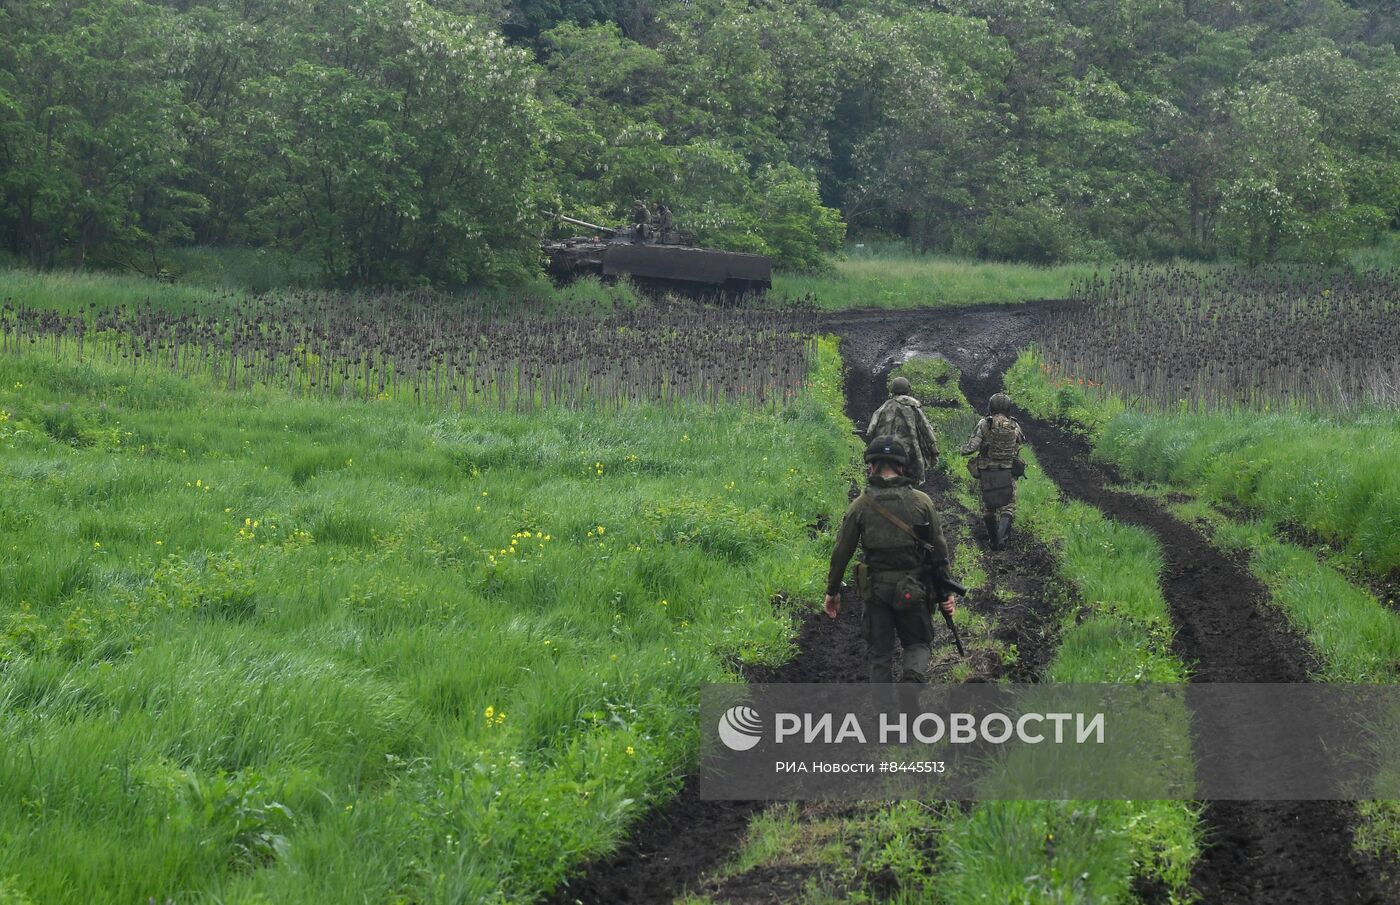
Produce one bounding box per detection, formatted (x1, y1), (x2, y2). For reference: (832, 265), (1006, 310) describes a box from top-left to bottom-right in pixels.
(655, 202), (674, 242)
(825, 436), (957, 684)
(631, 200), (652, 243)
(960, 392), (1027, 550)
(865, 376), (939, 486)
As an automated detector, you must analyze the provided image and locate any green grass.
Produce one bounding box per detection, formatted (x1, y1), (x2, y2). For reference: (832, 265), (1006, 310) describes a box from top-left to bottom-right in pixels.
(0, 263), (646, 321)
(773, 253), (1101, 310)
(1349, 231), (1400, 272)
(778, 240), (1399, 312)
(1160, 501), (1400, 683)
(0, 336), (859, 904)
(1007, 350), (1400, 580)
(881, 358), (1199, 903)
(0, 266), (245, 316)
(161, 246), (321, 293)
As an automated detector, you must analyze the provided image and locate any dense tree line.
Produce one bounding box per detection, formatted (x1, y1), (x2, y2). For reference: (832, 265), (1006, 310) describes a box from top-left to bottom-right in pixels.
(1, 0), (1397, 284)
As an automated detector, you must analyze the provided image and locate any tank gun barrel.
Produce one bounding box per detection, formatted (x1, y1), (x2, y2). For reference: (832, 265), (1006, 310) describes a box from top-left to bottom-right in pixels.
(548, 212), (618, 236)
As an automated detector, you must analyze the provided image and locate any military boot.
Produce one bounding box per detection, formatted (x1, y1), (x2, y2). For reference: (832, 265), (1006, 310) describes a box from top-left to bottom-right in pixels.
(900, 643), (931, 683)
(997, 513), (1014, 549)
(985, 514), (1000, 550)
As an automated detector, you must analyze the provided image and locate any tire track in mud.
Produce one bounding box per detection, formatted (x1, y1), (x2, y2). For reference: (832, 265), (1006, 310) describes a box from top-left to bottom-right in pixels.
(540, 598), (867, 905)
(828, 305), (1399, 902)
(543, 303), (1398, 904)
(960, 372), (1399, 905)
(542, 308), (1063, 905)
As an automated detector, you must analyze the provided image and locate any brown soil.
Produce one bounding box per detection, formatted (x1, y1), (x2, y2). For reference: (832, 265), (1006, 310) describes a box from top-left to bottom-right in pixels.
(544, 303), (1400, 905)
(543, 306), (1065, 904)
(964, 368), (1400, 905)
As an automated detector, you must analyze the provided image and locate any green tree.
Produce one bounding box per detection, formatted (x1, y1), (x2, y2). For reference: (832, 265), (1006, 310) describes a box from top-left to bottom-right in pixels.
(1217, 84), (1361, 263)
(237, 0), (544, 285)
(537, 17), (844, 269)
(0, 0), (200, 269)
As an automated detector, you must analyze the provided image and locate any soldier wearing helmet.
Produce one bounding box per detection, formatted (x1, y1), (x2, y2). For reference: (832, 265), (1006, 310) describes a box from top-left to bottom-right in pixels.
(631, 200), (652, 243)
(961, 392), (1028, 550)
(825, 436), (957, 684)
(865, 374), (940, 486)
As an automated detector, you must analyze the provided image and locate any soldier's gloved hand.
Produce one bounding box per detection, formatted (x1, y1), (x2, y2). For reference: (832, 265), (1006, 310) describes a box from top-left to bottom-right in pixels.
(940, 596), (956, 617)
(823, 593), (841, 619)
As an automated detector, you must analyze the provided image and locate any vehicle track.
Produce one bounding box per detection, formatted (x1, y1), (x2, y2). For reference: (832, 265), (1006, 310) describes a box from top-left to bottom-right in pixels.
(542, 306), (1062, 904)
(962, 367), (1399, 905)
(840, 305), (1398, 902)
(546, 303), (1398, 904)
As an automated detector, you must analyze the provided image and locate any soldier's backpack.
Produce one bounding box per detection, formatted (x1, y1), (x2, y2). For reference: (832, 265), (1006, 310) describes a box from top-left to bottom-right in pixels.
(984, 414), (1020, 464)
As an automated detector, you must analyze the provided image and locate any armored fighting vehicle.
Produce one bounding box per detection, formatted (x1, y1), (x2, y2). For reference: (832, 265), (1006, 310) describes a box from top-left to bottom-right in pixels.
(542, 214), (772, 299)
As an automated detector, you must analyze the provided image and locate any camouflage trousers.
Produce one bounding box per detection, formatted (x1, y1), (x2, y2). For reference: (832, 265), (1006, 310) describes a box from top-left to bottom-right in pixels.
(976, 464), (1017, 518)
(980, 480), (1017, 518)
(862, 597), (934, 684)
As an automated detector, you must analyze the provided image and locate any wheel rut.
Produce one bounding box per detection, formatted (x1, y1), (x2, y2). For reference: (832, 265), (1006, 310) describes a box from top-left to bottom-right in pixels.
(542, 308), (1062, 904)
(545, 304), (1397, 904)
(963, 372), (1399, 905)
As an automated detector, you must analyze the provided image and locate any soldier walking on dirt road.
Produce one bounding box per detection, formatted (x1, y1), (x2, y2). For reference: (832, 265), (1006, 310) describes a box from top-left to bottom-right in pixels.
(824, 436), (958, 684)
(961, 392), (1027, 550)
(865, 376), (939, 486)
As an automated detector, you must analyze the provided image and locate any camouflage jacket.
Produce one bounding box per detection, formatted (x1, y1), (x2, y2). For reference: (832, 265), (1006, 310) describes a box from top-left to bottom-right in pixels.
(826, 475), (948, 595)
(959, 415), (1026, 465)
(866, 395), (939, 471)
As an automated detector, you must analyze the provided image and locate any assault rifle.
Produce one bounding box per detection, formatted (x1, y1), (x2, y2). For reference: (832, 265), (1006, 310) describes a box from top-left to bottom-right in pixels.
(915, 522), (967, 657)
(864, 498), (969, 657)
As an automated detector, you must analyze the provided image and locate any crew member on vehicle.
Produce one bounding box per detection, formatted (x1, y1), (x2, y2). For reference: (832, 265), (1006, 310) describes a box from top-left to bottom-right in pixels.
(960, 392), (1027, 550)
(865, 375), (939, 486)
(825, 436), (958, 684)
(631, 199), (652, 243)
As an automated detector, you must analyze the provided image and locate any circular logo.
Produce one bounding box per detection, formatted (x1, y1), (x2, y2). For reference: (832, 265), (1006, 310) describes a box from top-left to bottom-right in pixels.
(718, 705), (763, 751)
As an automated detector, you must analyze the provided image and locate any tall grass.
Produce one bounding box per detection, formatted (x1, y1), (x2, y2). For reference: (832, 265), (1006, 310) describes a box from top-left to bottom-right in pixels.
(887, 358), (1199, 904)
(0, 266), (244, 315)
(1349, 231), (1400, 272)
(0, 337), (859, 903)
(1007, 350), (1400, 579)
(773, 252), (1102, 309)
(0, 264), (647, 322)
(162, 246), (320, 293)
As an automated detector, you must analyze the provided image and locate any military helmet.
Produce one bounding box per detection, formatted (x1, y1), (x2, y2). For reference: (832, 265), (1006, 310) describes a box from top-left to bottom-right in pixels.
(864, 435), (909, 466)
(889, 376), (912, 396)
(989, 392), (1012, 414)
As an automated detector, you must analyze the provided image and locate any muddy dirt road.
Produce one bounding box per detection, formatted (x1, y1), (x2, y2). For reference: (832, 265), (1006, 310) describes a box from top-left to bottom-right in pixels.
(545, 304), (1397, 904)
(546, 306), (1062, 904)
